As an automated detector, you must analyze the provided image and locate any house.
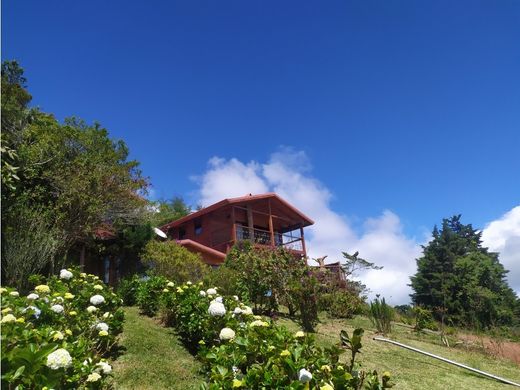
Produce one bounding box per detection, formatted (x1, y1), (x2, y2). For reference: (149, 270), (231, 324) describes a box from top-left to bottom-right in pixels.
(160, 193), (314, 265)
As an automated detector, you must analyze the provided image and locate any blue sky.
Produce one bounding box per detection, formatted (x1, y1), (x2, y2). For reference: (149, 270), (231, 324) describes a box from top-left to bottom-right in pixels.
(4, 1), (520, 301)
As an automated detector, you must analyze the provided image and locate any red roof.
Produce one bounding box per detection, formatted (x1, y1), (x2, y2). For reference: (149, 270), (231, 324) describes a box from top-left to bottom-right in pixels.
(161, 193), (314, 230)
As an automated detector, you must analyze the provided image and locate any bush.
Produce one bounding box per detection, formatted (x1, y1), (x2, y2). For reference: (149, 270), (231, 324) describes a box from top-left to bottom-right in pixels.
(140, 240), (210, 284)
(116, 274), (141, 306)
(156, 280), (395, 389)
(224, 242), (319, 330)
(1, 268), (123, 389)
(369, 296), (394, 335)
(136, 274), (169, 316)
(318, 291), (365, 319)
(413, 306), (438, 332)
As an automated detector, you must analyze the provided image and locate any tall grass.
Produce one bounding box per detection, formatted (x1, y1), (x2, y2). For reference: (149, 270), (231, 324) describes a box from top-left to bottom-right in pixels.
(369, 295), (394, 335)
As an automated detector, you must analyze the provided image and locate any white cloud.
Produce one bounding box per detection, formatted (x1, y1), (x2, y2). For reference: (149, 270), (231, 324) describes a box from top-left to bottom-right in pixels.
(482, 206), (520, 295)
(193, 149), (519, 303)
(194, 149), (422, 304)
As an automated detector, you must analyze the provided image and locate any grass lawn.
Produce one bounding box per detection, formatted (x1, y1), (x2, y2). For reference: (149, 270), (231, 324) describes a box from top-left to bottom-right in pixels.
(278, 315), (520, 390)
(111, 307), (204, 390)
(111, 307), (520, 389)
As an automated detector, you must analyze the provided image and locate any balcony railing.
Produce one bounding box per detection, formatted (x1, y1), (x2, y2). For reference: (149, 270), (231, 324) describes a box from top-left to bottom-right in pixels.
(235, 225), (304, 252)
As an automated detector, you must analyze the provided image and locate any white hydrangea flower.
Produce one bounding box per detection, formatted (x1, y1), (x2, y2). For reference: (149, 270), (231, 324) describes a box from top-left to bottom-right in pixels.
(87, 372), (102, 382)
(212, 296), (223, 304)
(90, 295), (105, 305)
(59, 269), (73, 280)
(95, 322), (109, 332)
(93, 284), (104, 290)
(295, 331), (305, 338)
(23, 306), (42, 319)
(186, 281), (192, 285)
(250, 320), (269, 327)
(51, 304), (64, 314)
(167, 281), (175, 288)
(298, 368), (312, 382)
(46, 348), (72, 369)
(233, 307), (243, 314)
(96, 361), (112, 374)
(1, 314), (16, 323)
(219, 327), (235, 340)
(206, 288), (217, 296)
(241, 306), (253, 315)
(199, 291), (206, 297)
(233, 295), (239, 301)
(102, 312), (110, 319)
(10, 291), (19, 297)
(87, 306), (98, 313)
(27, 293), (39, 300)
(208, 301), (226, 317)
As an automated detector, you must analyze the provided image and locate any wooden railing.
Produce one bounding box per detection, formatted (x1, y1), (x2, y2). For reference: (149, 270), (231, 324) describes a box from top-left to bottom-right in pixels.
(235, 225), (304, 252)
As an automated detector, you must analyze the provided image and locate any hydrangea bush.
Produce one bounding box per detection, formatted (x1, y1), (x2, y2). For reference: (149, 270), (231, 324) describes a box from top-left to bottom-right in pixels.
(157, 281), (395, 389)
(1, 269), (123, 389)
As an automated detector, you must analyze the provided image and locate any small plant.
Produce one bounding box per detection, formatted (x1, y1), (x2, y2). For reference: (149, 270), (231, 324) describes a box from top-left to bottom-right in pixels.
(413, 306), (437, 332)
(369, 295), (394, 335)
(117, 274), (141, 306)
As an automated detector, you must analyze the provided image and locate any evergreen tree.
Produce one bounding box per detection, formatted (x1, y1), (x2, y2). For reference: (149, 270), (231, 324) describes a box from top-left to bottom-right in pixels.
(410, 215), (518, 328)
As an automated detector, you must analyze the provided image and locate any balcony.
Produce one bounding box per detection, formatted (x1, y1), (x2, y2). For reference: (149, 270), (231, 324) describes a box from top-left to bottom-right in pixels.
(235, 225), (304, 252)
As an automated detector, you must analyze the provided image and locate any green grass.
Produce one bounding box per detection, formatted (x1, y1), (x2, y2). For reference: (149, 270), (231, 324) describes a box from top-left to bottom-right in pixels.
(111, 308), (520, 389)
(111, 307), (204, 389)
(277, 314), (520, 390)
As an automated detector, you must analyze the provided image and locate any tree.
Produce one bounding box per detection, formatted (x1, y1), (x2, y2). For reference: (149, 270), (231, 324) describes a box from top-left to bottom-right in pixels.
(149, 197), (191, 227)
(410, 215), (518, 328)
(1, 61), (149, 285)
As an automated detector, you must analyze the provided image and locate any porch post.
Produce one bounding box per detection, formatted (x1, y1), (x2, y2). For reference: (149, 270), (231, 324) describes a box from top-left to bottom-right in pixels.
(268, 199), (275, 246)
(300, 225), (307, 260)
(247, 205), (254, 242)
(231, 206), (237, 243)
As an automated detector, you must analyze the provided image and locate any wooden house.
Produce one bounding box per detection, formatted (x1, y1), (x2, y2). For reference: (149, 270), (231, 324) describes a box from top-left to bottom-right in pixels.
(160, 193), (314, 265)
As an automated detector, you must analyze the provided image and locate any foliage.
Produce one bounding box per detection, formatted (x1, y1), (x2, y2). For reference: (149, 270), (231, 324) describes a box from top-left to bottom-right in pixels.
(149, 197), (191, 227)
(1, 268), (123, 389)
(140, 240), (210, 284)
(319, 291), (365, 319)
(369, 296), (394, 335)
(1, 60), (149, 285)
(224, 242), (319, 330)
(154, 280), (394, 389)
(116, 274), (142, 306)
(410, 215), (518, 328)
(412, 307), (438, 332)
(204, 266), (242, 296)
(2, 204), (62, 290)
(136, 274), (169, 316)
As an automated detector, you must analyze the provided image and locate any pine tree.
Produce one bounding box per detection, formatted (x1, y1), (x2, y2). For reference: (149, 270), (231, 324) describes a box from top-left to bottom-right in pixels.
(410, 215), (518, 328)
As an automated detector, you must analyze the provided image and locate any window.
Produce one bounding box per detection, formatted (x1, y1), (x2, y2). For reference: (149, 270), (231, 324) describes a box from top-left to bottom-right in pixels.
(194, 219), (202, 235)
(179, 227), (186, 240)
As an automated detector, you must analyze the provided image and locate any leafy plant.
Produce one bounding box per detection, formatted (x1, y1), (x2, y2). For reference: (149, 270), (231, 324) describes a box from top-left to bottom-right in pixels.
(136, 274), (169, 316)
(116, 274), (141, 306)
(140, 240), (209, 284)
(1, 268), (123, 388)
(369, 296), (394, 335)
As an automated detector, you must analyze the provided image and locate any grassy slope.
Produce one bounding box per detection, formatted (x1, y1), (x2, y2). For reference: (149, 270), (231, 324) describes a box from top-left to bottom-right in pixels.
(111, 307), (204, 390)
(277, 315), (520, 390)
(112, 308), (520, 389)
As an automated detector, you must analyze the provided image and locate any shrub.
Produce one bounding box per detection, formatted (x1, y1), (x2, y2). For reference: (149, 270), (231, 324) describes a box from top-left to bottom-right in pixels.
(318, 291), (365, 319)
(140, 240), (210, 284)
(413, 306), (438, 332)
(116, 274), (141, 306)
(369, 296), (394, 335)
(224, 242), (319, 330)
(1, 268), (123, 389)
(136, 274), (169, 316)
(155, 280), (395, 389)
